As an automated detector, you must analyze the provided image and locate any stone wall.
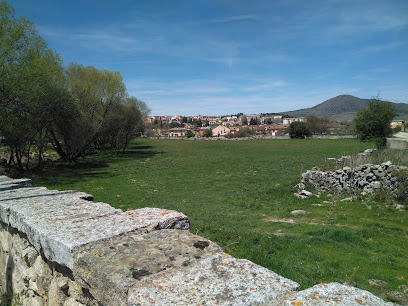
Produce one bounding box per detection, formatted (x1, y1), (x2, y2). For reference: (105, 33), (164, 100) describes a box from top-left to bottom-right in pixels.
(0, 176), (393, 305)
(301, 161), (407, 195)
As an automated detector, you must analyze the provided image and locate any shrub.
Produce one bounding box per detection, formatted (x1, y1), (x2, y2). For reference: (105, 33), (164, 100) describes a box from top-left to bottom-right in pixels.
(373, 137), (387, 149)
(394, 169), (408, 204)
(236, 128), (255, 138)
(202, 129), (212, 137)
(288, 122), (312, 139)
(185, 130), (195, 138)
(354, 98), (397, 142)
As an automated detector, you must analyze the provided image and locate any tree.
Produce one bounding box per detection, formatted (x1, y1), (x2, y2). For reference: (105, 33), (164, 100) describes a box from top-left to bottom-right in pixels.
(192, 118), (202, 127)
(0, 1), (149, 168)
(249, 117), (259, 125)
(306, 115), (330, 134)
(0, 1), (65, 170)
(202, 129), (212, 137)
(185, 130), (195, 138)
(241, 115), (248, 125)
(354, 98), (397, 146)
(169, 121), (183, 128)
(288, 122), (312, 139)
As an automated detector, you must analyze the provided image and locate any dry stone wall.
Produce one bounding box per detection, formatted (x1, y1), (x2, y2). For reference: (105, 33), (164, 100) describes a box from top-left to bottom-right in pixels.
(301, 161), (407, 195)
(0, 176), (393, 305)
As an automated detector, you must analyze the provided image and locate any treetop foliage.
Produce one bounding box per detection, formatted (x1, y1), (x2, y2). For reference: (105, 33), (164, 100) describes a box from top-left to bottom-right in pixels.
(354, 98), (397, 144)
(0, 1), (149, 171)
(288, 121), (312, 139)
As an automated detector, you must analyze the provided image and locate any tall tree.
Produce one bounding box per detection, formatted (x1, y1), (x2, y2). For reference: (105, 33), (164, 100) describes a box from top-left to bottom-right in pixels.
(306, 115), (330, 134)
(241, 115), (248, 125)
(288, 122), (312, 139)
(354, 98), (397, 145)
(0, 2), (149, 167)
(249, 117), (259, 125)
(0, 1), (64, 169)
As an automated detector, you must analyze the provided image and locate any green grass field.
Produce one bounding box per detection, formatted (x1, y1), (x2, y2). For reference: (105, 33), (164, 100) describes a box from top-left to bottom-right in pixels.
(31, 138), (408, 298)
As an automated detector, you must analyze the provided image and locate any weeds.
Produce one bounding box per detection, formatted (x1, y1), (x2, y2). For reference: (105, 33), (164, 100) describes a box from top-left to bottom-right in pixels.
(313, 202), (336, 285)
(394, 168), (408, 204)
(0, 292), (21, 306)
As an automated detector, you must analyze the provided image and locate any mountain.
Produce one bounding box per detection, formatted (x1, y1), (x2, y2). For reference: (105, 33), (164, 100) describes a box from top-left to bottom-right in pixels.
(282, 95), (408, 121)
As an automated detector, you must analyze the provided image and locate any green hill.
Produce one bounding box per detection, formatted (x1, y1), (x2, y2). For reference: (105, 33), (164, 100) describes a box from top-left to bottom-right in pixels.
(283, 95), (407, 121)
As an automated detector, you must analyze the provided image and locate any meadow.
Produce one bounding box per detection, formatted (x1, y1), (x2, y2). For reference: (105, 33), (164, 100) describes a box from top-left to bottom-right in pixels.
(31, 138), (408, 299)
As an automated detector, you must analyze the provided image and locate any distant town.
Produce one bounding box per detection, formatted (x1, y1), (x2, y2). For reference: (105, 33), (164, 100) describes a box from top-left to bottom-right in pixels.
(143, 114), (340, 138)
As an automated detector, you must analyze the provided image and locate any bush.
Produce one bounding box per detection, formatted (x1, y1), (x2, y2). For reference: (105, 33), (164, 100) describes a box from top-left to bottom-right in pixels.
(185, 130), (195, 138)
(354, 98), (397, 142)
(373, 137), (387, 149)
(288, 122), (312, 139)
(394, 169), (408, 204)
(202, 129), (212, 137)
(235, 128), (255, 138)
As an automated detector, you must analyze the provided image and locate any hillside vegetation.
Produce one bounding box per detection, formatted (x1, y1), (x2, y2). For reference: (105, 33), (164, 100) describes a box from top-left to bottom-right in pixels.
(29, 138), (407, 300)
(283, 95), (408, 121)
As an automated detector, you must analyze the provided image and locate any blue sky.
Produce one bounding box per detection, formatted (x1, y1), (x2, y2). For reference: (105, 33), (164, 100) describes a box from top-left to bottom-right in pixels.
(10, 0), (408, 115)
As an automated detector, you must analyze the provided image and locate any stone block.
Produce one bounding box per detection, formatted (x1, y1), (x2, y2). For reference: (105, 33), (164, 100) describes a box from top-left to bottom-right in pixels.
(0, 178), (189, 269)
(74, 229), (222, 305)
(128, 253), (300, 305)
(283, 283), (393, 305)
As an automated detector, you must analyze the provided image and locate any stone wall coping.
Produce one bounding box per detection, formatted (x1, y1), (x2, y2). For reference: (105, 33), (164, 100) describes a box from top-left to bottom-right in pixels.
(0, 176), (189, 269)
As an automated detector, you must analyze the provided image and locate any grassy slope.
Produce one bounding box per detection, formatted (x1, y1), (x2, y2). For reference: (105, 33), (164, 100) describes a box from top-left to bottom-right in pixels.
(32, 138), (407, 297)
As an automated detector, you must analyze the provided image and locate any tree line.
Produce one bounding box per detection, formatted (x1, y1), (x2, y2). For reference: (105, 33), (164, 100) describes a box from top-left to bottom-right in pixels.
(0, 1), (149, 171)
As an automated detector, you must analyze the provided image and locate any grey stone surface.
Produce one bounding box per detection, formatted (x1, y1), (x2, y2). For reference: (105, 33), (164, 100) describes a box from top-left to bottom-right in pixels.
(74, 230), (223, 305)
(291, 210), (308, 215)
(383, 291), (408, 305)
(283, 283), (393, 305)
(128, 253), (300, 305)
(0, 176), (189, 269)
(301, 162), (406, 196)
(369, 279), (388, 287)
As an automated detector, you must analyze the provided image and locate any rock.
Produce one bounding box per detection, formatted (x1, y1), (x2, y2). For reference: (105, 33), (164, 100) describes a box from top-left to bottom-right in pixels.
(399, 285), (408, 293)
(384, 291), (408, 305)
(297, 183), (305, 189)
(291, 210), (308, 215)
(372, 181), (382, 189)
(63, 298), (86, 306)
(128, 254), (300, 305)
(283, 282), (393, 305)
(300, 190), (313, 197)
(294, 193), (308, 199)
(75, 230), (223, 305)
(368, 279), (388, 287)
(340, 197), (353, 202)
(383, 161), (392, 166)
(392, 203), (405, 210)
